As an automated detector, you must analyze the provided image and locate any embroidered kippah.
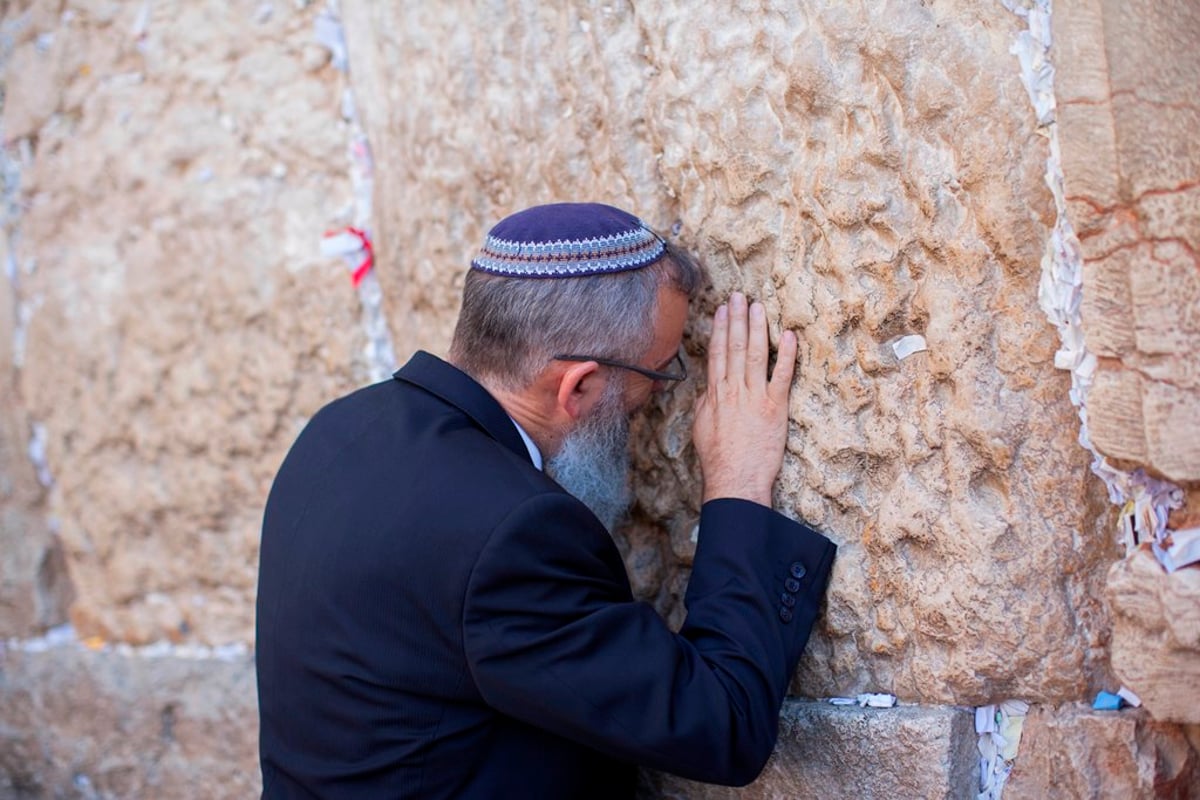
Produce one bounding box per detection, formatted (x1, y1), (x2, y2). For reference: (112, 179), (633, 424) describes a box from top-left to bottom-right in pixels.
(471, 202), (666, 278)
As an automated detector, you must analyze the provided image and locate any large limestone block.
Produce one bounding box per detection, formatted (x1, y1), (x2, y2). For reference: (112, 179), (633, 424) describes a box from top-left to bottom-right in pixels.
(0, 642), (259, 798)
(1004, 703), (1200, 799)
(344, 0), (1112, 703)
(1107, 547), (1200, 725)
(641, 701), (977, 800)
(5, 1), (379, 643)
(1055, 0), (1200, 484)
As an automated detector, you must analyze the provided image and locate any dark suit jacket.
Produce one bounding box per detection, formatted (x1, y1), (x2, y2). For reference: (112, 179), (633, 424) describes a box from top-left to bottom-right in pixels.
(256, 351), (836, 799)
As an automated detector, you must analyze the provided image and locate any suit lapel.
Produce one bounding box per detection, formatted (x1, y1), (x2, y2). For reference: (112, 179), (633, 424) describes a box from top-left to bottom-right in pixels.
(393, 351), (534, 467)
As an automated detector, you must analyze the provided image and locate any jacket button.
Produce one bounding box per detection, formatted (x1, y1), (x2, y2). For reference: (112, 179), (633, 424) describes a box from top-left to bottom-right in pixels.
(779, 606), (794, 623)
(781, 592), (796, 608)
(784, 577), (801, 593)
(790, 562), (807, 579)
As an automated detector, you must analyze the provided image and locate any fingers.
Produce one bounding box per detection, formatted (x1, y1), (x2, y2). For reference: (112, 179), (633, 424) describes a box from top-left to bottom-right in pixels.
(747, 301), (768, 380)
(708, 303), (728, 384)
(726, 292), (748, 383)
(768, 329), (798, 404)
(696, 293), (797, 507)
(708, 291), (797, 398)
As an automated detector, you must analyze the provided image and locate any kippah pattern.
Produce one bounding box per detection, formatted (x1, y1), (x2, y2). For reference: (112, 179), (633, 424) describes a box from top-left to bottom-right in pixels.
(470, 202), (666, 278)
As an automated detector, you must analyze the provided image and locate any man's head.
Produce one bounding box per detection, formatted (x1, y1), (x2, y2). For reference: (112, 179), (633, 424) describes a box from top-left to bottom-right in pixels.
(450, 203), (702, 392)
(449, 202), (704, 529)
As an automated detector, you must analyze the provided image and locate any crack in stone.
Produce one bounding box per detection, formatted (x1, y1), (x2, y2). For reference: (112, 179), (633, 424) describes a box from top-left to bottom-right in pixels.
(1065, 179), (1200, 218)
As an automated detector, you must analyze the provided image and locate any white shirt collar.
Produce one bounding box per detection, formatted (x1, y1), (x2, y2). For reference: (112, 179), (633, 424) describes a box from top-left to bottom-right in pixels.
(508, 417), (543, 471)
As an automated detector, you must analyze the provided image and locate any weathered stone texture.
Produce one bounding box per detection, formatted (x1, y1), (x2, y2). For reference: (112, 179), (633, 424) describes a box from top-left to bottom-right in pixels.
(0, 643), (259, 799)
(641, 701), (977, 800)
(0, 0), (1193, 796)
(1004, 703), (1200, 800)
(1055, 0), (1200, 483)
(1107, 547), (1200, 725)
(2, 0), (379, 644)
(343, 0), (1111, 704)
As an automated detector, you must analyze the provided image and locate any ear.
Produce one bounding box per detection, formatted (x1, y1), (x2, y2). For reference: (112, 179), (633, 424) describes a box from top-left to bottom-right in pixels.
(554, 360), (606, 423)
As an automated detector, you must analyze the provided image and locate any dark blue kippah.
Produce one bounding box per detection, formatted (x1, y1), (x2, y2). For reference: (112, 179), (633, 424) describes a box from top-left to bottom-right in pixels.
(471, 202), (666, 278)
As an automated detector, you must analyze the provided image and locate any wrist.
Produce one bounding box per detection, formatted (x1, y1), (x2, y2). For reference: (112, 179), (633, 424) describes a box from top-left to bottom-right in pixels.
(702, 484), (773, 507)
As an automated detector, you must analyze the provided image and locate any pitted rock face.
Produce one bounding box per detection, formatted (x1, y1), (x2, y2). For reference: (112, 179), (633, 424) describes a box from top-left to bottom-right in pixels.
(1, 0), (1122, 698)
(342, 1), (1116, 703)
(3, 0), (1198, 796)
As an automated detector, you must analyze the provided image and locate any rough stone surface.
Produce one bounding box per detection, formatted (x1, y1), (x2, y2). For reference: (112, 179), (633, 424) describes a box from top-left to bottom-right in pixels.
(1107, 547), (1200, 725)
(1055, 0), (1200, 483)
(641, 701), (977, 800)
(0, 0), (1196, 797)
(1005, 703), (1200, 799)
(343, 0), (1114, 705)
(0, 643), (259, 799)
(1, 238), (72, 636)
(2, 0), (377, 644)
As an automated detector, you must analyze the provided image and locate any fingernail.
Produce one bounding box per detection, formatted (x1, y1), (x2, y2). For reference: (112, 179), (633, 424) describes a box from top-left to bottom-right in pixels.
(750, 302), (764, 318)
(715, 304), (727, 318)
(731, 291), (745, 304)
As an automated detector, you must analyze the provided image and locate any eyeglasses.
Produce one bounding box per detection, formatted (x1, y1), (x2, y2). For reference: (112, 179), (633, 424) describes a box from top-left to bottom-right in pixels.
(553, 349), (687, 384)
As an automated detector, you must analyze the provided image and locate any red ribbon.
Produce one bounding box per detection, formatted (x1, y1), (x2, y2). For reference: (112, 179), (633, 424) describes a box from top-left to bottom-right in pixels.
(324, 227), (374, 287)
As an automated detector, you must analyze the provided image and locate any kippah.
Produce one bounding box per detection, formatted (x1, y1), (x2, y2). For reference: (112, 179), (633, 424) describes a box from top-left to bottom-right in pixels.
(470, 202), (666, 278)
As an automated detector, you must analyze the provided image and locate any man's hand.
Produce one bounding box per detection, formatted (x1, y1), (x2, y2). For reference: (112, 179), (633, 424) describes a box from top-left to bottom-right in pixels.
(692, 292), (797, 506)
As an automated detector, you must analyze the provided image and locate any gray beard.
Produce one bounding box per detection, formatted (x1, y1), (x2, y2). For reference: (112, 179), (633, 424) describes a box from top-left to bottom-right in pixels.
(545, 389), (632, 533)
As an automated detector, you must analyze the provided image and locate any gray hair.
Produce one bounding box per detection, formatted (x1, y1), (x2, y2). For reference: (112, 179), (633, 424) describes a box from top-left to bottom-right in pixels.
(449, 247), (704, 390)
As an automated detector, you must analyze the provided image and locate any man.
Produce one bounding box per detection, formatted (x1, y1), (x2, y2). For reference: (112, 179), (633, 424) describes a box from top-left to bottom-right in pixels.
(256, 202), (836, 798)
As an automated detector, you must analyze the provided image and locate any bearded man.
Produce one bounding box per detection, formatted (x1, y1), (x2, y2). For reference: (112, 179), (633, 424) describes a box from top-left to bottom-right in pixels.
(255, 203), (836, 799)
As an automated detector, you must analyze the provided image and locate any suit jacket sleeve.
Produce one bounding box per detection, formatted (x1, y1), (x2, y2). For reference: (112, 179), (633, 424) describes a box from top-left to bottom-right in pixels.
(462, 493), (836, 786)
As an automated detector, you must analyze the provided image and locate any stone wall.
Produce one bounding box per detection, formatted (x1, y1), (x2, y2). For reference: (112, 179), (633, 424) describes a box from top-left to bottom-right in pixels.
(1055, 0), (1200, 488)
(1, 0), (372, 645)
(2, 0), (1198, 797)
(343, 0), (1115, 708)
(1005, 703), (1200, 799)
(1, 643), (258, 799)
(1051, 0), (1200, 733)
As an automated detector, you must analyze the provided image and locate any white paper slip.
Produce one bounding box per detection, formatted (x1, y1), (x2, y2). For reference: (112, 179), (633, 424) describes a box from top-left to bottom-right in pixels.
(891, 335), (927, 360)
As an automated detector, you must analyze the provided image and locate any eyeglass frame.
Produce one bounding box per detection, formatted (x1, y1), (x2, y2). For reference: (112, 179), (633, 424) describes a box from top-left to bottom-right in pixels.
(552, 349), (687, 384)
(553, 224), (687, 385)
